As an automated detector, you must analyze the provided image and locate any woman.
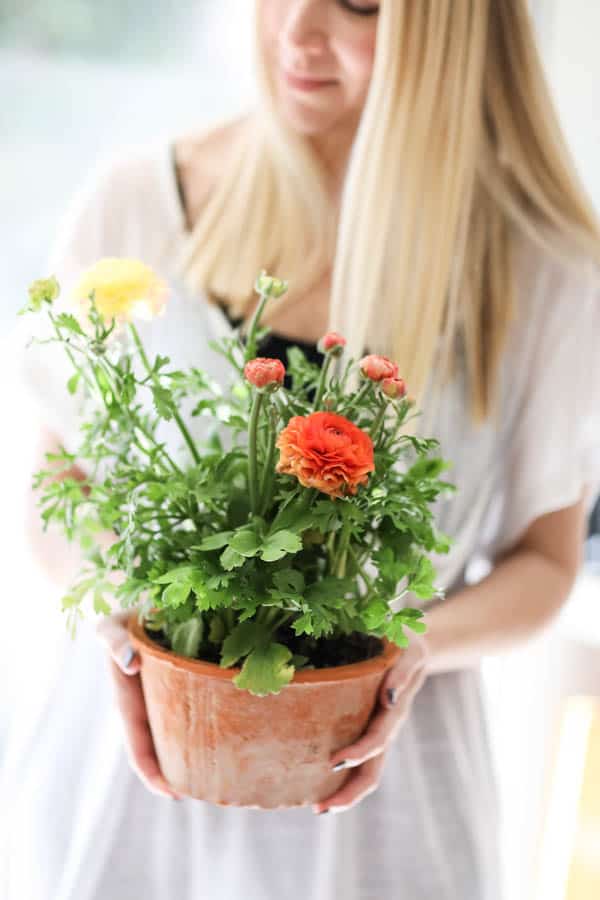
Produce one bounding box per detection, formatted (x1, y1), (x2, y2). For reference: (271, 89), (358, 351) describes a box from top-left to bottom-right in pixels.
(5, 1), (600, 898)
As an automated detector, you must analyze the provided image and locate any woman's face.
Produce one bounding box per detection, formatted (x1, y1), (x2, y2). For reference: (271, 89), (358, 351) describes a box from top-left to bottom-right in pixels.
(260, 0), (379, 139)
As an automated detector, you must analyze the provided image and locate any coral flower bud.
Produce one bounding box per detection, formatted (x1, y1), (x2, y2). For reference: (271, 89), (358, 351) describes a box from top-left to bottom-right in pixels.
(359, 354), (399, 382)
(318, 332), (347, 355)
(244, 357), (286, 390)
(380, 376), (407, 399)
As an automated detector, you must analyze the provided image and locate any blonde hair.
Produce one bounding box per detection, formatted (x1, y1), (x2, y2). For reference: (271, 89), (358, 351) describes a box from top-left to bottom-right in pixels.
(173, 0), (600, 437)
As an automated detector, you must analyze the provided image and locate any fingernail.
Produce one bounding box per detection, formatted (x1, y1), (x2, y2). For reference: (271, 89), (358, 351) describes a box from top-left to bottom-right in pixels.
(331, 760), (347, 772)
(387, 688), (398, 706)
(120, 645), (136, 669)
(318, 808), (329, 815)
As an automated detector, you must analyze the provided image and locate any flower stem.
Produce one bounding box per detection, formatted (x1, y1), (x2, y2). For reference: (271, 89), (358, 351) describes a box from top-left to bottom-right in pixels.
(347, 543), (375, 594)
(128, 323), (200, 465)
(259, 404), (278, 516)
(247, 390), (264, 514)
(334, 518), (352, 578)
(344, 378), (373, 414)
(313, 353), (332, 410)
(49, 312), (97, 397)
(371, 401), (388, 445)
(96, 357), (183, 475)
(244, 293), (269, 363)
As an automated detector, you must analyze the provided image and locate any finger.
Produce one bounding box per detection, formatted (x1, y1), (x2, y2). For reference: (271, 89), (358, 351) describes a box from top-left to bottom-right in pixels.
(96, 611), (141, 674)
(107, 657), (183, 800)
(314, 753), (386, 815)
(330, 663), (426, 770)
(379, 636), (429, 709)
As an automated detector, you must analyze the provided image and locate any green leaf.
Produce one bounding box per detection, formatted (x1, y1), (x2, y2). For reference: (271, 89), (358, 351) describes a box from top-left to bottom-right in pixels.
(261, 529), (302, 562)
(153, 565), (198, 585)
(171, 618), (204, 657)
(400, 607), (424, 619)
(220, 620), (267, 667)
(272, 569), (305, 596)
(232, 642), (295, 696)
(385, 614), (410, 648)
(93, 589), (112, 616)
(405, 619), (427, 634)
(269, 498), (338, 538)
(290, 593), (342, 638)
(54, 312), (84, 335)
(196, 531), (234, 551)
(67, 372), (80, 395)
(305, 576), (354, 604)
(151, 384), (175, 420)
(433, 531), (453, 554)
(220, 546), (246, 571)
(406, 456), (449, 481)
(162, 582), (192, 608)
(229, 528), (261, 557)
(409, 556), (437, 599)
(362, 599), (390, 629)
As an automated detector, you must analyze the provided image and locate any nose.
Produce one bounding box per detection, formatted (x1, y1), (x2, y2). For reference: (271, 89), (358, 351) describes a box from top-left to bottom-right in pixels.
(280, 0), (329, 63)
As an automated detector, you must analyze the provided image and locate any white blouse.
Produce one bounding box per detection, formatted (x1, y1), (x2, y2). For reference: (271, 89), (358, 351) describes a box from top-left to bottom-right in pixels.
(3, 137), (600, 900)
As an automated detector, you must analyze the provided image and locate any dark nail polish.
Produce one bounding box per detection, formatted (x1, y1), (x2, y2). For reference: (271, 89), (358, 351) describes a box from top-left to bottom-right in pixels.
(318, 808), (329, 815)
(387, 687), (398, 706)
(121, 645), (135, 669)
(332, 760), (347, 772)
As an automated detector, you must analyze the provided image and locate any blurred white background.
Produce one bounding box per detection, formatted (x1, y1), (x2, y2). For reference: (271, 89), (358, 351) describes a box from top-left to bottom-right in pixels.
(1, 2), (599, 899)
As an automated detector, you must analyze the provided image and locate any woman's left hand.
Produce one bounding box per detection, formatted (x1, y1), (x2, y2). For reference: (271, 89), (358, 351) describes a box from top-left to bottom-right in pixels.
(312, 632), (431, 815)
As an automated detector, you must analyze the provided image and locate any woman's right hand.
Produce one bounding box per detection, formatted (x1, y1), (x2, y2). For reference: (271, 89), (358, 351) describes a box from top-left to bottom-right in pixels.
(96, 610), (184, 801)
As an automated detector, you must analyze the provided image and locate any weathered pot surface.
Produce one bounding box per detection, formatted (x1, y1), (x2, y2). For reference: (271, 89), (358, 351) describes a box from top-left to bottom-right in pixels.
(127, 611), (403, 810)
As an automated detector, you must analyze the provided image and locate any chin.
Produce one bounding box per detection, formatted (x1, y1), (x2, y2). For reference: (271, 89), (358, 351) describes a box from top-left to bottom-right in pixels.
(277, 95), (339, 136)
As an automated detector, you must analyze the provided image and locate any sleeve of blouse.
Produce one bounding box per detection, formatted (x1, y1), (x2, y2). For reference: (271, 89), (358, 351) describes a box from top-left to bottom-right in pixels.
(6, 150), (137, 460)
(495, 257), (600, 558)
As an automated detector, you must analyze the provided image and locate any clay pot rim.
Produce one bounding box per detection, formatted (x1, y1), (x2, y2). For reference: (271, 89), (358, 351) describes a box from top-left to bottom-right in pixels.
(127, 610), (402, 684)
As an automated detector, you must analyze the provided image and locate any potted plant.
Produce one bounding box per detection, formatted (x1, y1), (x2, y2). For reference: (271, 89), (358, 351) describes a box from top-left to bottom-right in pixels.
(22, 263), (456, 809)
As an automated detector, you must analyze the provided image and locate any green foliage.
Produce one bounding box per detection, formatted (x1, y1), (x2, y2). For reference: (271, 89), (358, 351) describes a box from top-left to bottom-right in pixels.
(23, 270), (458, 695)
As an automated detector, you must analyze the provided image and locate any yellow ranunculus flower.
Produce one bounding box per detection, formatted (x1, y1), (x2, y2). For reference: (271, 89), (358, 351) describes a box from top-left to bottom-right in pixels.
(73, 258), (169, 322)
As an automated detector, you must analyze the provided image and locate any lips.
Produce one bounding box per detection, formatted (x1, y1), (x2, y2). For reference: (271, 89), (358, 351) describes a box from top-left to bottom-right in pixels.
(282, 68), (337, 90)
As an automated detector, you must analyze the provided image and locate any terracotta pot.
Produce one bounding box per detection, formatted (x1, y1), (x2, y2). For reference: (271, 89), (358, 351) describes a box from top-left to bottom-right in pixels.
(127, 612), (403, 810)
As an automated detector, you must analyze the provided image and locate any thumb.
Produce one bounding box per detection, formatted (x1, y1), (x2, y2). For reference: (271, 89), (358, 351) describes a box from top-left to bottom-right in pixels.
(96, 611), (141, 675)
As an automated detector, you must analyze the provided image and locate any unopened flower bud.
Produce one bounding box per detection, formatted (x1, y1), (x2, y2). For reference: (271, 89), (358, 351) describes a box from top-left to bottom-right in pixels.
(26, 276), (60, 312)
(359, 354), (399, 382)
(380, 376), (406, 399)
(254, 270), (288, 299)
(244, 357), (286, 391)
(318, 331), (346, 356)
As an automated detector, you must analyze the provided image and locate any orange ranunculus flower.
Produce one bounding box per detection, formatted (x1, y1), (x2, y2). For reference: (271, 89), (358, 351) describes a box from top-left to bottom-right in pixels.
(275, 411), (374, 499)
